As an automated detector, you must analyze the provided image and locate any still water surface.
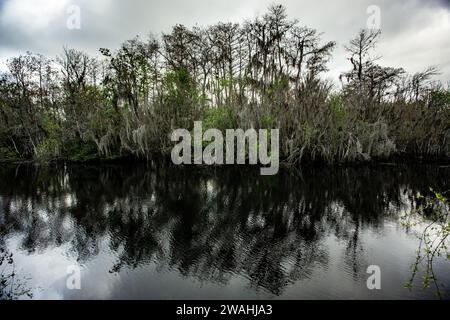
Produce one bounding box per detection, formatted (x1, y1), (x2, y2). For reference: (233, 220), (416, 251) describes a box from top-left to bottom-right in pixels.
(0, 163), (449, 299)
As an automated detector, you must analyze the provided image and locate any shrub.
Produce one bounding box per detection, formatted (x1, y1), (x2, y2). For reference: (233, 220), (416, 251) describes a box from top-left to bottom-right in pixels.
(36, 137), (62, 161)
(430, 89), (450, 108)
(203, 107), (238, 132)
(35, 113), (63, 161)
(65, 139), (99, 162)
(0, 146), (18, 162)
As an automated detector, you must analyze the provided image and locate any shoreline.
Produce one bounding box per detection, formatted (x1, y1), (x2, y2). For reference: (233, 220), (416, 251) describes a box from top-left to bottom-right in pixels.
(2, 153), (449, 169)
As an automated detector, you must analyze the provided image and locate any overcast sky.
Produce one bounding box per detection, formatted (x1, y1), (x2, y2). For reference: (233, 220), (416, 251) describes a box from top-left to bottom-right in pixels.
(1, 0), (449, 83)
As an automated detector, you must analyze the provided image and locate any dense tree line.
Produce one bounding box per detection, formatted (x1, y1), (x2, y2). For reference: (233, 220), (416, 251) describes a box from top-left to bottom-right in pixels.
(0, 4), (449, 163)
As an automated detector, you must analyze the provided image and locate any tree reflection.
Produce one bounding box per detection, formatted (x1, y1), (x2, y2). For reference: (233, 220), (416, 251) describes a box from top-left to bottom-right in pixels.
(0, 163), (448, 295)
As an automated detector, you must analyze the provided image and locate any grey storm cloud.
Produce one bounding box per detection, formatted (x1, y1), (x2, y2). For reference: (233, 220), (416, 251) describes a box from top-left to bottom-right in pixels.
(0, 0), (449, 83)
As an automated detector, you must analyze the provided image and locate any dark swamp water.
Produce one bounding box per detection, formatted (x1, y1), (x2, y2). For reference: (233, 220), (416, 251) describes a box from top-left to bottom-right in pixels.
(0, 163), (449, 300)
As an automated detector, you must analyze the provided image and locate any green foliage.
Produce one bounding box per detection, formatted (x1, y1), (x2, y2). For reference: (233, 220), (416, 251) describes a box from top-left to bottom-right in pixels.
(203, 107), (238, 132)
(430, 89), (450, 108)
(162, 68), (203, 128)
(403, 189), (449, 299)
(329, 95), (348, 129)
(164, 68), (199, 105)
(0, 6), (448, 164)
(0, 147), (18, 162)
(65, 139), (99, 162)
(36, 138), (62, 161)
(219, 78), (232, 89)
(266, 77), (289, 101)
(261, 115), (276, 128)
(35, 113), (63, 161)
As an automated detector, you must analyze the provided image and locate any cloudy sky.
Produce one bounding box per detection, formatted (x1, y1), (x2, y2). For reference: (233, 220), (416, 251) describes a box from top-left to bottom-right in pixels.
(0, 0), (449, 83)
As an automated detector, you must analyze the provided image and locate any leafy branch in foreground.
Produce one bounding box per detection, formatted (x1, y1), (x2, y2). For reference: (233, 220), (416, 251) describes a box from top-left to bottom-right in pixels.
(0, 247), (33, 300)
(402, 188), (450, 299)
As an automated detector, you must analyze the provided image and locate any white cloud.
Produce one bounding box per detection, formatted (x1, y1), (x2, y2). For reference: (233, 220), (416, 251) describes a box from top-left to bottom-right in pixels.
(1, 0), (69, 31)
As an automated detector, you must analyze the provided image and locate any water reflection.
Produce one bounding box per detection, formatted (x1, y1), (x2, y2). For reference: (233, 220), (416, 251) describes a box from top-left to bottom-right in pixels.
(0, 163), (449, 299)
